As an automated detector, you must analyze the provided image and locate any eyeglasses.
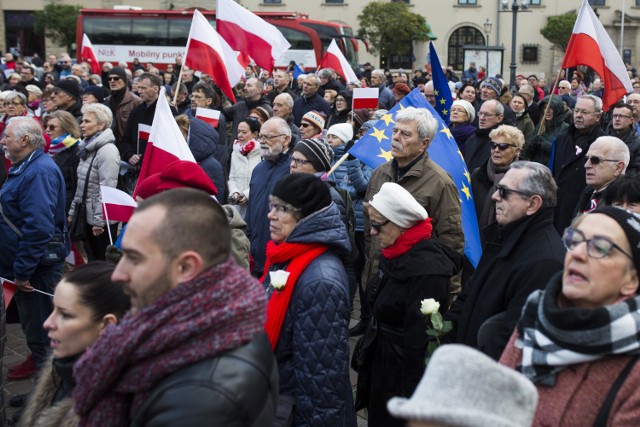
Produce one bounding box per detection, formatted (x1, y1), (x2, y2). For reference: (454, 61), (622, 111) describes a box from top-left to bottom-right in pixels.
(335, 98), (346, 103)
(3, 101), (22, 107)
(562, 227), (633, 260)
(300, 122), (312, 128)
(108, 76), (121, 82)
(268, 202), (300, 215)
(495, 185), (534, 200)
(478, 112), (499, 118)
(371, 219), (390, 233)
(450, 108), (468, 114)
(574, 109), (596, 115)
(189, 94), (205, 100)
(491, 142), (517, 151)
(612, 114), (632, 120)
(258, 134), (285, 142)
(45, 124), (58, 131)
(290, 156), (312, 167)
(584, 155), (619, 165)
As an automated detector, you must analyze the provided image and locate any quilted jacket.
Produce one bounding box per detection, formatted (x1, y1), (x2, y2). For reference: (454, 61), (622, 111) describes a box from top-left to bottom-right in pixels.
(330, 144), (372, 232)
(264, 203), (357, 427)
(187, 116), (226, 203)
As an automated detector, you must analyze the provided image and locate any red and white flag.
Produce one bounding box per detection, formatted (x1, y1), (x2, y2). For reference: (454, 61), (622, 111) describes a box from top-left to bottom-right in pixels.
(135, 87), (196, 193)
(562, 0), (632, 111)
(101, 185), (138, 223)
(319, 39), (359, 85)
(185, 9), (244, 103)
(217, 0), (291, 72)
(195, 107), (221, 128)
(1, 277), (16, 309)
(352, 88), (379, 110)
(81, 33), (101, 75)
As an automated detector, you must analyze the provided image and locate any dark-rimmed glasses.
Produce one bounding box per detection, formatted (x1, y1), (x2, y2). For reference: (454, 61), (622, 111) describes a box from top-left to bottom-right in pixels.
(562, 227), (633, 260)
(495, 185), (534, 200)
(585, 155), (619, 165)
(491, 142), (517, 151)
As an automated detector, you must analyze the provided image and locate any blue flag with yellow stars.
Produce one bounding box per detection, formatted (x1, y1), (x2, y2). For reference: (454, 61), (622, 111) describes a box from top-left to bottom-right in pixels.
(348, 88), (482, 267)
(429, 42), (453, 123)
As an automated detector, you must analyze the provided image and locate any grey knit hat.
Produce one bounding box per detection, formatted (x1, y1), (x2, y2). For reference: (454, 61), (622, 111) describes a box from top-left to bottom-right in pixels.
(387, 344), (538, 427)
(293, 138), (334, 172)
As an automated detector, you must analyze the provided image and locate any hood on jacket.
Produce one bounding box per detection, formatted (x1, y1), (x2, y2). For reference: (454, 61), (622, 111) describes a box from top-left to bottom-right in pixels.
(539, 95), (566, 130)
(285, 202), (350, 257)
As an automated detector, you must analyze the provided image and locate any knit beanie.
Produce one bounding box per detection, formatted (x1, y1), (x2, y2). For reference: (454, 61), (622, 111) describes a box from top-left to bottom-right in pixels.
(301, 110), (325, 133)
(133, 160), (217, 200)
(293, 138), (334, 172)
(271, 174), (332, 219)
(327, 123), (353, 144)
(592, 206), (640, 274)
(109, 67), (128, 82)
(55, 79), (81, 101)
(482, 77), (502, 97)
(369, 182), (428, 229)
(83, 86), (106, 103)
(452, 100), (476, 122)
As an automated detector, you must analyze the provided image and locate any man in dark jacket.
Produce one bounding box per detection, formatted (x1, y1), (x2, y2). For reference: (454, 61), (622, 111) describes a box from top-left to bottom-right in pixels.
(292, 74), (331, 126)
(551, 94), (606, 234)
(245, 117), (292, 277)
(223, 77), (272, 142)
(267, 69), (298, 104)
(106, 66), (142, 143)
(464, 99), (504, 173)
(607, 102), (640, 175)
(73, 189), (278, 426)
(444, 161), (565, 360)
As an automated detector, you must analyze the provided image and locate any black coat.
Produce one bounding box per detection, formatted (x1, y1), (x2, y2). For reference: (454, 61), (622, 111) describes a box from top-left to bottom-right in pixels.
(52, 144), (80, 214)
(117, 100), (158, 162)
(292, 93), (331, 127)
(444, 208), (565, 360)
(463, 124), (499, 173)
(130, 333), (278, 427)
(551, 123), (606, 233)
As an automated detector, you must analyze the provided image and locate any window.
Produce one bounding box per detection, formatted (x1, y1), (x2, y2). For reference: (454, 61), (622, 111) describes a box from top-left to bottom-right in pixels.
(522, 45), (539, 64)
(448, 26), (484, 70)
(263, 0), (282, 3)
(391, 0), (410, 3)
(529, 0), (541, 5)
(588, 0), (605, 5)
(458, 0), (477, 4)
(325, 0), (345, 3)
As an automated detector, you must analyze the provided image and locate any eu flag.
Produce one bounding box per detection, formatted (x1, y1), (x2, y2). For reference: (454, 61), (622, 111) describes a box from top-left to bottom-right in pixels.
(429, 42), (453, 123)
(292, 63), (304, 80)
(348, 89), (482, 267)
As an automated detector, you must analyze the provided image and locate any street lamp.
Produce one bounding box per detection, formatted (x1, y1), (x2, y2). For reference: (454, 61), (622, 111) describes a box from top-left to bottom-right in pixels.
(483, 19), (493, 78)
(502, 0), (529, 90)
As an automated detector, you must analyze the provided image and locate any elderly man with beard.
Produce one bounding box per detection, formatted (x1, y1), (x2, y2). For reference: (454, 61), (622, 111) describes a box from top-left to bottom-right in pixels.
(272, 93), (301, 144)
(244, 117), (292, 277)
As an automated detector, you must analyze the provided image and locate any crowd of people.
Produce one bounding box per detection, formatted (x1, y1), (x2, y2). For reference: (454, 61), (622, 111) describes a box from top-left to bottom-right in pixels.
(2, 48), (640, 426)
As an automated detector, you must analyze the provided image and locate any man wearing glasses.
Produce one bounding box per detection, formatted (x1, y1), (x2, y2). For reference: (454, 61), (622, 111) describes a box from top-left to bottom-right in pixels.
(551, 95), (606, 234)
(106, 67), (142, 144)
(244, 117), (292, 277)
(443, 161), (565, 360)
(607, 102), (640, 174)
(464, 99), (504, 172)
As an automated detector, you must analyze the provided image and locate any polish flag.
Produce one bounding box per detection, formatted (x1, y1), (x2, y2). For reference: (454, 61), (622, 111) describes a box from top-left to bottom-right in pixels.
(216, 0), (291, 72)
(1, 277), (16, 309)
(319, 39), (359, 85)
(352, 88), (379, 110)
(81, 33), (101, 75)
(135, 87), (196, 193)
(101, 185), (138, 223)
(65, 243), (86, 266)
(195, 108), (221, 128)
(137, 123), (152, 155)
(185, 9), (244, 103)
(562, 0), (632, 111)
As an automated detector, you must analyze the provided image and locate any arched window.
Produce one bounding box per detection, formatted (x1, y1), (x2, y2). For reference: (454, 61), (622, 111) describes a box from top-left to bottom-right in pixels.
(448, 26), (485, 70)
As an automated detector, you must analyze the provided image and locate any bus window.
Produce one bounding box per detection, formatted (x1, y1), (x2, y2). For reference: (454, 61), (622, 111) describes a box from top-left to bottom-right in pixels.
(135, 19), (169, 46)
(275, 26), (313, 50)
(168, 19), (191, 46)
(84, 17), (134, 45)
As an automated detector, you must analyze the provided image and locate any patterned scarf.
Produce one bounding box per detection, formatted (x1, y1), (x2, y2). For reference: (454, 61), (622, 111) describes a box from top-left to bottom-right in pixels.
(517, 273), (640, 386)
(48, 134), (79, 155)
(73, 258), (267, 426)
(261, 241), (328, 349)
(381, 218), (432, 259)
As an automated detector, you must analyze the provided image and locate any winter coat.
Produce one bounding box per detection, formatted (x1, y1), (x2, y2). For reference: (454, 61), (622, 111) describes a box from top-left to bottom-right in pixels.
(501, 330), (640, 426)
(0, 148), (67, 281)
(187, 116), (226, 203)
(130, 333), (279, 427)
(607, 125), (640, 176)
(184, 106), (228, 170)
(515, 110), (535, 143)
(263, 203), (356, 427)
(444, 208), (565, 360)
(292, 93), (330, 126)
(117, 100), (157, 162)
(522, 96), (568, 166)
(354, 239), (462, 425)
(52, 143), (80, 214)
(107, 89), (142, 143)
(222, 204), (251, 270)
(463, 123), (500, 173)
(325, 107), (351, 128)
(228, 138), (262, 215)
(245, 150), (292, 276)
(330, 144), (372, 232)
(550, 123), (606, 233)
(450, 122), (476, 153)
(69, 129), (120, 228)
(376, 84), (396, 111)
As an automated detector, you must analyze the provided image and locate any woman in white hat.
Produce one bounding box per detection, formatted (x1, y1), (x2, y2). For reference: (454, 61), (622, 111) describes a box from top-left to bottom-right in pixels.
(353, 182), (462, 427)
(449, 99), (476, 151)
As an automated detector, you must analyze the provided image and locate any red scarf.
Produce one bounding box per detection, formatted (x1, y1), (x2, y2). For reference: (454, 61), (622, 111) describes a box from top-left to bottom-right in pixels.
(261, 241), (328, 349)
(240, 140), (256, 156)
(381, 218), (433, 259)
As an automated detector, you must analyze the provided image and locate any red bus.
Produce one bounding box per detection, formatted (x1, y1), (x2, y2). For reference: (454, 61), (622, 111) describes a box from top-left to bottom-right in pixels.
(76, 8), (359, 71)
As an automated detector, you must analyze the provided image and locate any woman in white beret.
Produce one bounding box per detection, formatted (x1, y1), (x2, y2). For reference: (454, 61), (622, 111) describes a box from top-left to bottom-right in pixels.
(353, 182), (463, 427)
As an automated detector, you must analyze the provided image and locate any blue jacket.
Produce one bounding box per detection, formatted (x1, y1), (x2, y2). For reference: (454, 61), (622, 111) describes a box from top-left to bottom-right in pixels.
(330, 145), (372, 232)
(376, 84), (396, 110)
(184, 106), (228, 171)
(245, 151), (291, 275)
(0, 148), (67, 280)
(187, 116), (226, 203)
(263, 203), (356, 427)
(292, 93), (331, 126)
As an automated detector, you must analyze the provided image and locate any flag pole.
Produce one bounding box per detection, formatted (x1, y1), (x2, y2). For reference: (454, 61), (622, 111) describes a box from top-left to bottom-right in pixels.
(103, 204), (114, 246)
(536, 67), (564, 136)
(323, 152), (350, 180)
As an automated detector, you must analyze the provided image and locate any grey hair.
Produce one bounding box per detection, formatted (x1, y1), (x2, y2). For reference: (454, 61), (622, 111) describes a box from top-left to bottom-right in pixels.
(489, 125), (525, 149)
(395, 107), (438, 142)
(318, 68), (333, 80)
(9, 117), (46, 148)
(248, 77), (264, 91)
(484, 99), (504, 116)
(5, 91), (27, 105)
(510, 160), (557, 208)
(82, 103), (113, 128)
(518, 84), (534, 97)
(275, 93), (294, 108)
(579, 94), (603, 113)
(263, 117), (291, 138)
(591, 136), (631, 173)
(372, 69), (385, 79)
(305, 74), (321, 87)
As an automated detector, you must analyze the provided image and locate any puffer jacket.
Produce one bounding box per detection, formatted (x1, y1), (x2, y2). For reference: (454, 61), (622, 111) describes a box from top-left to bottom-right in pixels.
(263, 203), (356, 427)
(185, 106), (228, 171)
(69, 129), (120, 228)
(330, 144), (372, 232)
(187, 116), (226, 203)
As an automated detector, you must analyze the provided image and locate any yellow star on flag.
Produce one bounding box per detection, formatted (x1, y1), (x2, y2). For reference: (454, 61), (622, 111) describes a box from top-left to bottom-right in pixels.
(370, 126), (389, 143)
(456, 149), (464, 161)
(441, 108), (448, 116)
(440, 98), (446, 105)
(434, 89), (439, 96)
(439, 127), (452, 140)
(378, 148), (394, 162)
(464, 170), (471, 183)
(461, 183), (471, 200)
(381, 113), (395, 127)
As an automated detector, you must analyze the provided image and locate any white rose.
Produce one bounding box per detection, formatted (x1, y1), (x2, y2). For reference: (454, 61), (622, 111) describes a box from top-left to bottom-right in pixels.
(269, 270), (290, 292)
(420, 298), (440, 316)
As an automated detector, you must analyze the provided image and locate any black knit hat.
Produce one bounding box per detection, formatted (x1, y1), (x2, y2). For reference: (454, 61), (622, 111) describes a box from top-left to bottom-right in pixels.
(271, 174), (331, 219)
(54, 79), (81, 101)
(83, 85), (106, 103)
(293, 138), (334, 172)
(593, 206), (640, 274)
(109, 67), (128, 82)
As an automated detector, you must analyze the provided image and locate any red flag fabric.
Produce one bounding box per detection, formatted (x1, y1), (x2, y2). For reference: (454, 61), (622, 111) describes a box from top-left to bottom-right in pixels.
(101, 185), (138, 223)
(561, 0), (632, 111)
(81, 34), (101, 75)
(217, 0), (291, 72)
(319, 39), (359, 85)
(134, 87), (196, 194)
(352, 88), (379, 110)
(1, 278), (16, 309)
(184, 9), (244, 103)
(195, 108), (221, 128)
(65, 242), (86, 266)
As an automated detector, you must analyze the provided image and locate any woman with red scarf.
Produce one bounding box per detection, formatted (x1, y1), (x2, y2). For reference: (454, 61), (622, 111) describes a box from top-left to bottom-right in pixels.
(353, 182), (462, 427)
(261, 173), (356, 427)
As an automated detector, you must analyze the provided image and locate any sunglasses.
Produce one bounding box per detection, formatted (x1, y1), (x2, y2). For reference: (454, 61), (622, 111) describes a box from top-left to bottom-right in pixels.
(46, 124), (58, 131)
(585, 155), (619, 165)
(300, 122), (312, 128)
(496, 185), (534, 200)
(108, 76), (121, 82)
(491, 142), (517, 151)
(371, 219), (390, 233)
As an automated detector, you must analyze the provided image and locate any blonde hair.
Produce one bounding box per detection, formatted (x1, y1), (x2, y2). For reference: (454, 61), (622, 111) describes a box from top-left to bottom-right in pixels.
(488, 125), (525, 149)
